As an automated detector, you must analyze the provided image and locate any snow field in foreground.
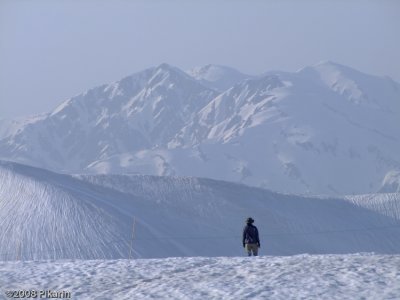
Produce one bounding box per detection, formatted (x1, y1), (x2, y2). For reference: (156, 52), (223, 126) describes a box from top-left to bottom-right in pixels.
(1, 254), (399, 300)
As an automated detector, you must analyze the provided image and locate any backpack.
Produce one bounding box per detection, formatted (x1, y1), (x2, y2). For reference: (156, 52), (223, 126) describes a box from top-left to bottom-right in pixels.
(244, 225), (258, 243)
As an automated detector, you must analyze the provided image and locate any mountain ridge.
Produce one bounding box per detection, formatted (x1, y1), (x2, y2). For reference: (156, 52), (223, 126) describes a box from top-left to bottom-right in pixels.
(0, 62), (399, 195)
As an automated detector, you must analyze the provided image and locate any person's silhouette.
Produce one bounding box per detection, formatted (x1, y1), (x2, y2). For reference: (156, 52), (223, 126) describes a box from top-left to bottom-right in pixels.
(242, 217), (260, 256)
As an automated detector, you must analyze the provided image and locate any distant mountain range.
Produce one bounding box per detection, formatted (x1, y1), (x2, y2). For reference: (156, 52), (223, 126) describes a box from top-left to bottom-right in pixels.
(1, 62), (399, 195)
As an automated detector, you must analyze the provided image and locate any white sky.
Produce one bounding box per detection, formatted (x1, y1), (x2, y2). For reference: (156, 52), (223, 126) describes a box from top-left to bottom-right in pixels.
(1, 0), (399, 118)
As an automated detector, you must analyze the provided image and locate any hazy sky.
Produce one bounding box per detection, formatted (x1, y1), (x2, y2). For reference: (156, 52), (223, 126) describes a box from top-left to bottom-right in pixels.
(1, 0), (399, 119)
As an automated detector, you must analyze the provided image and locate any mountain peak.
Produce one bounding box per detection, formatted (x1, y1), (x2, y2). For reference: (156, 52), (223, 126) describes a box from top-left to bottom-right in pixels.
(189, 64), (245, 80)
(188, 64), (250, 91)
(155, 63), (180, 73)
(148, 63), (202, 85)
(1, 62), (399, 196)
(298, 61), (373, 81)
(314, 60), (361, 74)
(314, 60), (342, 67)
(298, 60), (347, 74)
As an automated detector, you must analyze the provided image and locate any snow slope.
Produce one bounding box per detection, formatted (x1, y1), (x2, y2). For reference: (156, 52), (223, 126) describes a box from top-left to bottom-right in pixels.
(0, 118), (33, 140)
(345, 193), (400, 221)
(1, 255), (400, 300)
(1, 160), (400, 261)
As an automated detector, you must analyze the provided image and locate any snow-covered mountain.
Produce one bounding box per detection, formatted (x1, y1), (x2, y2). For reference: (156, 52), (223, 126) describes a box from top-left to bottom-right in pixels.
(0, 64), (217, 172)
(0, 61), (399, 195)
(1, 160), (400, 260)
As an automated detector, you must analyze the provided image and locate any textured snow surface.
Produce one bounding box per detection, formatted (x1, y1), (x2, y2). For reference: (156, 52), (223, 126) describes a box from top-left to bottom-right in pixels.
(1, 255), (400, 300)
(1, 62), (399, 195)
(2, 161), (400, 261)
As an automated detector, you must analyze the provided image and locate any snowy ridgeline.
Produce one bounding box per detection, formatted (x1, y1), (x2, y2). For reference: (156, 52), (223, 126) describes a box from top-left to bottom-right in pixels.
(1, 160), (400, 261)
(1, 255), (400, 299)
(1, 62), (400, 196)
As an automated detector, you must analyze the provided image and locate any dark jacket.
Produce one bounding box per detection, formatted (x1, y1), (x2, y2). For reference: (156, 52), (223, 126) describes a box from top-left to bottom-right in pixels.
(242, 223), (260, 245)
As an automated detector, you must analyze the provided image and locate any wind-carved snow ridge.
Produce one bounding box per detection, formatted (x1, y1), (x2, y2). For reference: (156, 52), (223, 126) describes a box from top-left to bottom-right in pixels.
(0, 61), (400, 195)
(345, 193), (400, 221)
(2, 161), (400, 261)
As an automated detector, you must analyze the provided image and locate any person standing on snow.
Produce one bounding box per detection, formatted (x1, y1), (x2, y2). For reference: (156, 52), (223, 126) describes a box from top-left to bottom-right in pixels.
(242, 217), (260, 256)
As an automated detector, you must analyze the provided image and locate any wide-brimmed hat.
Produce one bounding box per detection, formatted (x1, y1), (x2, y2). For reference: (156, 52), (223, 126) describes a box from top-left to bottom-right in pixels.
(246, 217), (254, 224)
